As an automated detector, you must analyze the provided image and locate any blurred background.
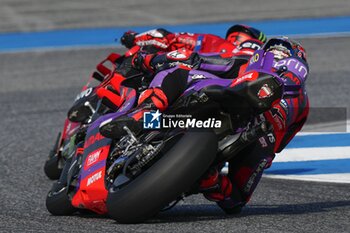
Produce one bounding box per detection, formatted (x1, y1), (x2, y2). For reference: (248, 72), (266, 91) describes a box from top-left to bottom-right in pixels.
(1, 0), (350, 31)
(0, 1), (350, 232)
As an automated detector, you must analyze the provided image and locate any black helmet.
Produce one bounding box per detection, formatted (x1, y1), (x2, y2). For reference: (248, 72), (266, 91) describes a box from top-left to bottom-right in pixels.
(225, 24), (267, 46)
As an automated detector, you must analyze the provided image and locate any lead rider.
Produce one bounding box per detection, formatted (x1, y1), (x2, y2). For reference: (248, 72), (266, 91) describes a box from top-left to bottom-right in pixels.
(100, 37), (309, 214)
(120, 24), (266, 55)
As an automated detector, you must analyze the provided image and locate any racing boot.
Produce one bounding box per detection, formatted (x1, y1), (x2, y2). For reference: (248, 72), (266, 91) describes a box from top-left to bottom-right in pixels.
(99, 87), (168, 139)
(199, 168), (244, 215)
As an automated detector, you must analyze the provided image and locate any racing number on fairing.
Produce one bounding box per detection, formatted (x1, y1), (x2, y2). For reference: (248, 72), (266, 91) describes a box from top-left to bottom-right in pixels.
(75, 88), (93, 101)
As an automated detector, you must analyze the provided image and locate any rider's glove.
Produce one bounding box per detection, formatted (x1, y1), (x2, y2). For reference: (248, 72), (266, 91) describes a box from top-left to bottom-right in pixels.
(121, 31), (138, 49)
(169, 34), (197, 51)
(131, 52), (156, 73)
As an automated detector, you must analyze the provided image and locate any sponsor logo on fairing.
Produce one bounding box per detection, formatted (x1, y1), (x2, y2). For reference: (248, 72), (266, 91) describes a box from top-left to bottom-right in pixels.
(273, 58), (308, 79)
(166, 50), (189, 60)
(143, 111), (222, 129)
(86, 149), (102, 167)
(85, 132), (104, 148)
(250, 53), (260, 64)
(168, 62), (193, 68)
(258, 84), (274, 99)
(233, 41), (261, 55)
(240, 72), (254, 80)
(191, 74), (206, 80)
(87, 171), (102, 186)
(136, 40), (168, 49)
(231, 71), (258, 86)
(239, 41), (261, 50)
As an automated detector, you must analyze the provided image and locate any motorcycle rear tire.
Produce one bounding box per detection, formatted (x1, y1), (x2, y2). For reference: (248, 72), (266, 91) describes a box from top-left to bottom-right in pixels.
(107, 130), (218, 223)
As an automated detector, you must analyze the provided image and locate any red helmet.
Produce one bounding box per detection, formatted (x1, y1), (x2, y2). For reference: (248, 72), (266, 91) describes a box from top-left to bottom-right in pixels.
(225, 24), (266, 46)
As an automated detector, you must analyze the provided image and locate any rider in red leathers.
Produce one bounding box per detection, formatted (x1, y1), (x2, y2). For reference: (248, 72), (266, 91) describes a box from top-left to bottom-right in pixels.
(120, 24), (266, 56)
(99, 37), (309, 214)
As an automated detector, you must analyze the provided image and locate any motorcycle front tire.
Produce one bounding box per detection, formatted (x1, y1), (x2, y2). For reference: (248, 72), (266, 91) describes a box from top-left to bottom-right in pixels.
(107, 130), (218, 223)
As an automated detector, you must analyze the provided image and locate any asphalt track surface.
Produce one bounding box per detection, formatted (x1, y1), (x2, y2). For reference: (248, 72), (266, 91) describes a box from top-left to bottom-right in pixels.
(0, 37), (349, 232)
(1, 1), (350, 233)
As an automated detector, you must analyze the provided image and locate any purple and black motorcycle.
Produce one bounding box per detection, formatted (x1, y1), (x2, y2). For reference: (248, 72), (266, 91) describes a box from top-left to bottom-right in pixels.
(46, 50), (285, 223)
